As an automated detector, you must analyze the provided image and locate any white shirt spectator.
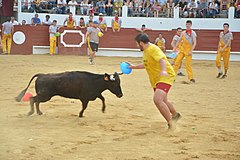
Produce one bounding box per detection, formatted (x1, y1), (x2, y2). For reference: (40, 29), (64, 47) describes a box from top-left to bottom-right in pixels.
(43, 19), (52, 25)
(22, 0), (33, 9)
(68, 0), (78, 15)
(10, 20), (19, 25)
(58, 0), (66, 5)
(187, 1), (198, 8)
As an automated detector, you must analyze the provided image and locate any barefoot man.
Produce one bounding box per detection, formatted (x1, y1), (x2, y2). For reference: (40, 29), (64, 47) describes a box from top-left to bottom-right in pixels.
(128, 33), (181, 129)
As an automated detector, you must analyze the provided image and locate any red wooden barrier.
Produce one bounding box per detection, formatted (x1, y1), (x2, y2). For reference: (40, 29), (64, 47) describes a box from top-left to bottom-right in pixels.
(9, 26), (240, 55)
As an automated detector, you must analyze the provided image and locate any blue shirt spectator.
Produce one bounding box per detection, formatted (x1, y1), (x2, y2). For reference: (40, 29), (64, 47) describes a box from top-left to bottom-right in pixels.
(31, 13), (41, 25)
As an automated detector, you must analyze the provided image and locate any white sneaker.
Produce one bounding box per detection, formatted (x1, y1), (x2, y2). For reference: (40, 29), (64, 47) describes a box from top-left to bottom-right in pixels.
(89, 59), (94, 65)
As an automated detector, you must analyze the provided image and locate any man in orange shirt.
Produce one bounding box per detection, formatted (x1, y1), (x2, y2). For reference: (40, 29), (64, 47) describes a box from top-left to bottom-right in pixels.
(129, 33), (181, 129)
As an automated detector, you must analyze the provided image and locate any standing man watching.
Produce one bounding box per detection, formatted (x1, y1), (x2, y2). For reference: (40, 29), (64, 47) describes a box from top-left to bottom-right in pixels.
(216, 23), (233, 79)
(171, 27), (184, 76)
(49, 20), (60, 55)
(173, 20), (197, 83)
(2, 18), (14, 54)
(84, 21), (102, 65)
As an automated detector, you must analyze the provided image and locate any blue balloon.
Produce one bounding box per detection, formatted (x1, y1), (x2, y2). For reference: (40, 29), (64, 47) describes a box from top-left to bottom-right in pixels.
(120, 62), (132, 74)
(167, 52), (177, 59)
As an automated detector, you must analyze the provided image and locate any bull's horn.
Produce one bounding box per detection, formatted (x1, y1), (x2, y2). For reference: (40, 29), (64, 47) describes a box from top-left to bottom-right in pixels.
(117, 72), (123, 75)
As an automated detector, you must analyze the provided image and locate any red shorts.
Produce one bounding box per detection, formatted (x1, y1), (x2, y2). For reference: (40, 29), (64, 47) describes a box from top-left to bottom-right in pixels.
(153, 82), (172, 93)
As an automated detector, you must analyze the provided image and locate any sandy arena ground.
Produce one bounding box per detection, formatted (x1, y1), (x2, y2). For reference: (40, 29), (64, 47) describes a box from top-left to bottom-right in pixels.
(0, 55), (240, 160)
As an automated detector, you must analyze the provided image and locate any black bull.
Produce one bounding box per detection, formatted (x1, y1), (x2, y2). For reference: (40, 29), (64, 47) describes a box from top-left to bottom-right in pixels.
(16, 71), (123, 117)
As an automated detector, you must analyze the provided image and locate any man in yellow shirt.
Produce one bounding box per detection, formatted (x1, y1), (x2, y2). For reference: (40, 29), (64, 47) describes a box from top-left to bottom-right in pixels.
(155, 33), (166, 53)
(129, 33), (181, 129)
(216, 23), (233, 79)
(173, 20), (197, 83)
(111, 13), (122, 32)
(63, 12), (76, 28)
(171, 27), (184, 76)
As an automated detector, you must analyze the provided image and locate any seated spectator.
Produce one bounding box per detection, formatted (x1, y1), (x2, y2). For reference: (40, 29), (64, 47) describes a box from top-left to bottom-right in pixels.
(158, 0), (167, 13)
(10, 17), (19, 25)
(127, 0), (134, 16)
(114, 0), (123, 16)
(133, 0), (143, 16)
(57, 0), (66, 14)
(136, 24), (152, 32)
(78, 17), (86, 28)
(174, 0), (179, 6)
(63, 12), (76, 28)
(167, 0), (175, 17)
(89, 1), (95, 16)
(80, 0), (89, 15)
(153, 1), (161, 17)
(155, 33), (166, 53)
(32, 0), (43, 13)
(209, 0), (219, 18)
(48, 0), (57, 9)
(220, 0), (228, 13)
(106, 0), (114, 16)
(21, 20), (27, 25)
(96, 0), (106, 14)
(236, 0), (240, 18)
(68, 0), (78, 15)
(198, 0), (208, 17)
(31, 13), (41, 25)
(42, 15), (52, 25)
(86, 15), (94, 27)
(111, 12), (122, 32)
(178, 0), (188, 18)
(187, 0), (198, 17)
(227, 0), (235, 9)
(143, 0), (152, 17)
(97, 13), (107, 32)
(21, 0), (32, 12)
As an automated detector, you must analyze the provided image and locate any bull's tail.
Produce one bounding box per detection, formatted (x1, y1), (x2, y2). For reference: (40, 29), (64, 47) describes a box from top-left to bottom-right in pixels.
(15, 74), (42, 102)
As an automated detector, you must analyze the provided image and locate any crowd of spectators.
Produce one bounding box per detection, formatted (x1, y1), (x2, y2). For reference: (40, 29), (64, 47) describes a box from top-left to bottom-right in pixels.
(20, 0), (240, 18)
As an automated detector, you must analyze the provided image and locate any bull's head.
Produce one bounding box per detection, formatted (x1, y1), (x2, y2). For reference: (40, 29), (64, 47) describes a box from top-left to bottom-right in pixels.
(104, 72), (123, 98)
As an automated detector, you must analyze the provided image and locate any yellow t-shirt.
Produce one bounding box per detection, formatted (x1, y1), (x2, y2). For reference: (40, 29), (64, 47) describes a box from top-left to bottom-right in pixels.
(143, 43), (176, 88)
(67, 18), (75, 28)
(155, 38), (165, 50)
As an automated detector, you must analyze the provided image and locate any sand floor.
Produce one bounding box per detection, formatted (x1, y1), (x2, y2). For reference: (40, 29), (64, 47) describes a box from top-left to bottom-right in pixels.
(0, 55), (240, 160)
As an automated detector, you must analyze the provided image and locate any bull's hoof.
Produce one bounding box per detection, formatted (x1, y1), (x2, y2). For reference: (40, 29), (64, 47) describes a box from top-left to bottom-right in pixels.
(79, 114), (84, 118)
(27, 111), (34, 116)
(37, 111), (43, 115)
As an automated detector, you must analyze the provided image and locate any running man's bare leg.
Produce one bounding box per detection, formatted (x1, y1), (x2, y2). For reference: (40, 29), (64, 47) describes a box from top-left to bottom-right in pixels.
(153, 89), (173, 128)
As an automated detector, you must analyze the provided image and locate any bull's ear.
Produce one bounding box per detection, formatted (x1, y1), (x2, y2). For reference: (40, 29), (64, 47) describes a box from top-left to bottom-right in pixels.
(104, 73), (110, 81)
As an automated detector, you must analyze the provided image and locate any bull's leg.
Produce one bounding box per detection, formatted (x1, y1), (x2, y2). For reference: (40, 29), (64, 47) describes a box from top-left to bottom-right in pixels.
(98, 94), (106, 113)
(35, 102), (43, 115)
(28, 96), (35, 116)
(79, 100), (89, 118)
(34, 93), (51, 115)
